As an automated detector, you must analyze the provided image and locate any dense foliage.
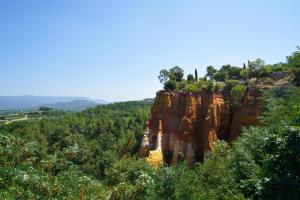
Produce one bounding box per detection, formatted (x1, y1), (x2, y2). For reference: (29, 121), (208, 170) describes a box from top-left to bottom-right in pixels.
(0, 100), (152, 199)
(158, 47), (300, 95)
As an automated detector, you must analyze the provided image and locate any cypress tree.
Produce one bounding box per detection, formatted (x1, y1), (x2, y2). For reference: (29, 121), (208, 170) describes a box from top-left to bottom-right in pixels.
(195, 69), (198, 81)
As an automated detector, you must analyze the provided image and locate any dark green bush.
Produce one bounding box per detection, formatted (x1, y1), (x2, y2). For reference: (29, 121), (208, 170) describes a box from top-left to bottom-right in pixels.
(294, 69), (300, 86)
(164, 80), (177, 91)
(207, 80), (215, 92)
(187, 74), (195, 82)
(176, 81), (188, 91)
(230, 85), (246, 109)
(258, 66), (273, 78)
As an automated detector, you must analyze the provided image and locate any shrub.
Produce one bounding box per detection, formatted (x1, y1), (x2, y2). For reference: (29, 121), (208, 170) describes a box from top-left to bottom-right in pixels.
(214, 82), (225, 92)
(176, 81), (188, 92)
(230, 85), (246, 109)
(224, 79), (241, 92)
(198, 78), (208, 90)
(164, 80), (176, 91)
(258, 66), (273, 78)
(187, 74), (195, 82)
(272, 65), (284, 72)
(287, 46), (300, 68)
(207, 80), (215, 92)
(228, 66), (242, 80)
(248, 59), (265, 78)
(184, 82), (200, 93)
(240, 69), (250, 80)
(294, 69), (300, 86)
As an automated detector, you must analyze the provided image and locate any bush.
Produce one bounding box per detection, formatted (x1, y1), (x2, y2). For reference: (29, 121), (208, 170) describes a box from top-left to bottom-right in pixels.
(198, 78), (208, 90)
(287, 47), (300, 68)
(228, 66), (242, 80)
(240, 69), (250, 80)
(230, 85), (246, 109)
(164, 80), (176, 91)
(207, 80), (215, 92)
(248, 59), (265, 78)
(225, 79), (241, 92)
(294, 69), (300, 86)
(187, 74), (195, 82)
(258, 66), (273, 78)
(214, 82), (225, 92)
(272, 65), (284, 72)
(176, 81), (188, 92)
(184, 82), (200, 93)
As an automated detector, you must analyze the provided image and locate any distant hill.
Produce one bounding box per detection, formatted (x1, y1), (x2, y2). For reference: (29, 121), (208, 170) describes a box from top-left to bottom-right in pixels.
(0, 96), (109, 112)
(43, 100), (99, 111)
(142, 98), (155, 103)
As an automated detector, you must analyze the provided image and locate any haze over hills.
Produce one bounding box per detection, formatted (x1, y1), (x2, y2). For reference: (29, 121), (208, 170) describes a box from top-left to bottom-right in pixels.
(42, 100), (100, 111)
(0, 95), (109, 111)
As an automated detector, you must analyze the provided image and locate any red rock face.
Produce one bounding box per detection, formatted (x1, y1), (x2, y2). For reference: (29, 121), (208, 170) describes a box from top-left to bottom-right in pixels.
(139, 88), (261, 167)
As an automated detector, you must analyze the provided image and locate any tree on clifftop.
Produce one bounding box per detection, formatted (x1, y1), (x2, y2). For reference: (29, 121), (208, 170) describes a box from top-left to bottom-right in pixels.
(169, 66), (184, 82)
(187, 74), (195, 82)
(158, 66), (184, 83)
(195, 69), (198, 81)
(287, 46), (300, 68)
(206, 65), (217, 79)
(158, 69), (170, 84)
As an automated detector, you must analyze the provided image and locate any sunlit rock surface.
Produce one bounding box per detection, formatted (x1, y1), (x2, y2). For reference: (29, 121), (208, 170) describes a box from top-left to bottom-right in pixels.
(139, 88), (261, 166)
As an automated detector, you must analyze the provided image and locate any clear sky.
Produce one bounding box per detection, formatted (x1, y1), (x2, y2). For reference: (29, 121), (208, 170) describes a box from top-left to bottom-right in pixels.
(0, 0), (299, 101)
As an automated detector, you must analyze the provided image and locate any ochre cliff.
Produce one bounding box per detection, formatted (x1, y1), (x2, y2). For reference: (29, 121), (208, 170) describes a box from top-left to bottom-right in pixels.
(139, 87), (261, 167)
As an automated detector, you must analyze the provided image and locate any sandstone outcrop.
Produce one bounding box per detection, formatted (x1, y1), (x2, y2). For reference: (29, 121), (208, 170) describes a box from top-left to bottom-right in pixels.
(139, 88), (261, 167)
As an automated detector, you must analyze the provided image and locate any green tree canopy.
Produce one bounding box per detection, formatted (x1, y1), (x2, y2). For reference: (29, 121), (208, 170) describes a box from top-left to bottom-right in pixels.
(287, 46), (300, 68)
(158, 69), (170, 84)
(206, 65), (217, 79)
(187, 74), (195, 82)
(169, 66), (184, 82)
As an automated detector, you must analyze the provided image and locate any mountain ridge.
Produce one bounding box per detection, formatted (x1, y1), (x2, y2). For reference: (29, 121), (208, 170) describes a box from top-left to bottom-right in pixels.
(0, 95), (109, 111)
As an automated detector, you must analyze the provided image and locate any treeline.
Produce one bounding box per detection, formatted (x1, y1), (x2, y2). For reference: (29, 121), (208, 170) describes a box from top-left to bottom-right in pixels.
(158, 47), (300, 93)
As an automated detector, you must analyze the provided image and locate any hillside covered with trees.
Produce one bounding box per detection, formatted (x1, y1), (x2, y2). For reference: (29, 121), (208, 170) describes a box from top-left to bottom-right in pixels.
(158, 47), (300, 93)
(1, 48), (300, 199)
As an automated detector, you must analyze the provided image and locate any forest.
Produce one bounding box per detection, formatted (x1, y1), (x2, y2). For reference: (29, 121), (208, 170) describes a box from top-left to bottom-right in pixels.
(1, 48), (300, 199)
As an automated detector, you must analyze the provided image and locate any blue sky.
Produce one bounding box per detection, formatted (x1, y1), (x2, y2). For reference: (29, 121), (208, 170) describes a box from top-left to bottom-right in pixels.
(0, 0), (299, 101)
